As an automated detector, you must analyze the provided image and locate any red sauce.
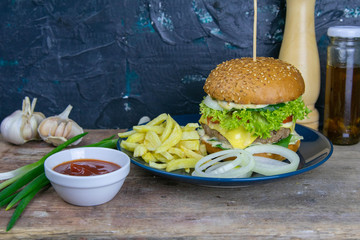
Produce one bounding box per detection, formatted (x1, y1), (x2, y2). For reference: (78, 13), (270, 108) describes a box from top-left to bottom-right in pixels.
(53, 159), (121, 176)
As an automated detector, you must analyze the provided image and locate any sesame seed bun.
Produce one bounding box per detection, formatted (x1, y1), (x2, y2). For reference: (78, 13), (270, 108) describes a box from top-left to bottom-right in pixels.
(204, 57), (305, 105)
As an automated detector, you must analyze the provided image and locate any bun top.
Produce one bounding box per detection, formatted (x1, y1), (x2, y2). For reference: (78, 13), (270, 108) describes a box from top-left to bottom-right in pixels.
(203, 57), (305, 104)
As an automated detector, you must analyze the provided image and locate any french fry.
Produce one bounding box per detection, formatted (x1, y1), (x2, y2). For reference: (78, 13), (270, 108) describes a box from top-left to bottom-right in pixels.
(146, 113), (167, 126)
(199, 143), (207, 156)
(134, 144), (147, 157)
(181, 130), (200, 140)
(144, 131), (162, 151)
(160, 151), (174, 161)
(160, 114), (173, 142)
(177, 140), (200, 151)
(118, 130), (136, 138)
(142, 152), (156, 163)
(149, 161), (167, 169)
(182, 123), (199, 131)
(180, 146), (204, 160)
(120, 141), (139, 151)
(156, 118), (182, 153)
(153, 153), (168, 163)
(127, 132), (145, 143)
(133, 125), (165, 134)
(118, 113), (206, 173)
(166, 158), (199, 172)
(168, 147), (186, 158)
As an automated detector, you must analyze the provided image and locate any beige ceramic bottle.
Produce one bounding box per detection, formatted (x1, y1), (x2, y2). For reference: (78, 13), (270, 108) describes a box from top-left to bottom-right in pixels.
(279, 0), (320, 130)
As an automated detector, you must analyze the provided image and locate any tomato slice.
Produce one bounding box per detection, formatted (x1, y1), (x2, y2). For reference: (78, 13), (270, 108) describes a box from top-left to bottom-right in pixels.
(283, 115), (293, 123)
(207, 117), (219, 124)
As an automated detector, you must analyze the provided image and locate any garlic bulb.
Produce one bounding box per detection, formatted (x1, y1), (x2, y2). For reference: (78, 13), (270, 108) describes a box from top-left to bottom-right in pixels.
(38, 105), (84, 146)
(0, 97), (45, 145)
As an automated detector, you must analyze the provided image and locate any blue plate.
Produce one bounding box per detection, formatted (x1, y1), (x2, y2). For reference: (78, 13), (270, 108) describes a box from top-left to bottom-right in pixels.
(117, 114), (333, 187)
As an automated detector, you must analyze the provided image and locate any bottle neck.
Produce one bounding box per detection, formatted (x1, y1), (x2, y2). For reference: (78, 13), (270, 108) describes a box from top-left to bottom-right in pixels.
(328, 37), (360, 67)
(330, 37), (360, 47)
(284, 0), (315, 31)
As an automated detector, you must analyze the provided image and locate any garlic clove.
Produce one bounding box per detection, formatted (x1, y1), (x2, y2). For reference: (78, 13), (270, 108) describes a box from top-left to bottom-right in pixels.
(37, 104), (84, 146)
(65, 121), (84, 145)
(38, 119), (58, 137)
(21, 125), (33, 142)
(67, 121), (83, 138)
(50, 119), (59, 136)
(22, 116), (39, 141)
(54, 122), (66, 137)
(33, 112), (46, 126)
(63, 122), (73, 138)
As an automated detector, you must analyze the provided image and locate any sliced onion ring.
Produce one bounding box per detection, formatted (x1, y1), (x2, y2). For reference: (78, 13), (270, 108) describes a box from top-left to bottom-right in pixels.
(192, 149), (255, 178)
(245, 144), (300, 176)
(203, 95), (223, 111)
(192, 145), (300, 178)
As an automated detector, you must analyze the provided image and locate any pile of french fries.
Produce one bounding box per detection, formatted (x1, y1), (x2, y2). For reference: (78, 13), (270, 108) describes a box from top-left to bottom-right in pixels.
(118, 113), (206, 172)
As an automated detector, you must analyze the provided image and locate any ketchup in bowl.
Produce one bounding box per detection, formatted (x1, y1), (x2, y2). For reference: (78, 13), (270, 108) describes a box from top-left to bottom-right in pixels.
(54, 159), (121, 176)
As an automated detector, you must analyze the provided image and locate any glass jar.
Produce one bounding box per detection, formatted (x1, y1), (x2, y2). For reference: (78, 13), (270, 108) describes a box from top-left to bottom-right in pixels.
(323, 26), (360, 145)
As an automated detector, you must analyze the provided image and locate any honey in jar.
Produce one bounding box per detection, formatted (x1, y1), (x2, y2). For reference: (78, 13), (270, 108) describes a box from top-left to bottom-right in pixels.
(323, 26), (360, 145)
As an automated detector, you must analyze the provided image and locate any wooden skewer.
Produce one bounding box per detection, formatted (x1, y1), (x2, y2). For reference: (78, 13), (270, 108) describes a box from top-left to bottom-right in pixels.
(253, 0), (257, 62)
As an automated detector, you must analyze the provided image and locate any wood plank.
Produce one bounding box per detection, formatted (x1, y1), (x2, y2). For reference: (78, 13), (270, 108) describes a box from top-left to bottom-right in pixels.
(0, 130), (359, 239)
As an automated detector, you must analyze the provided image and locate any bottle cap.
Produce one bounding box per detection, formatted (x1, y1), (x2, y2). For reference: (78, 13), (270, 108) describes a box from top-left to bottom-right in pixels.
(327, 26), (360, 38)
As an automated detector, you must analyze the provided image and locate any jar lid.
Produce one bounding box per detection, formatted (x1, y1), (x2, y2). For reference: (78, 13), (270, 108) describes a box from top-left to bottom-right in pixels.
(327, 26), (360, 38)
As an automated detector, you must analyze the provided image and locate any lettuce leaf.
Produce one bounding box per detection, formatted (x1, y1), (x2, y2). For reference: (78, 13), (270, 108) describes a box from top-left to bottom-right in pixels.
(274, 135), (292, 147)
(200, 97), (310, 139)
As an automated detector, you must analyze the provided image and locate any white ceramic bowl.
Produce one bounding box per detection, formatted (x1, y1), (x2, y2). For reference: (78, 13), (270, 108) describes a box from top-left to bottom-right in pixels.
(44, 147), (130, 206)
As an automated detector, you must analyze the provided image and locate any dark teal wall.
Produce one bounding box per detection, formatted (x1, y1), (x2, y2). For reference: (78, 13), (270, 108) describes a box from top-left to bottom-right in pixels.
(1, 0), (359, 129)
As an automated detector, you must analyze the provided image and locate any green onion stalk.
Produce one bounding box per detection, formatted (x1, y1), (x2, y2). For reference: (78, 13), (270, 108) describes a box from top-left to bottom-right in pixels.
(0, 133), (119, 231)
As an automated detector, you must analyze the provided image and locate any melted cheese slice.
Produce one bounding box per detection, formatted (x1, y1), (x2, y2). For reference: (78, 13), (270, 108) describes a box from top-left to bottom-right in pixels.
(282, 121), (296, 133)
(199, 118), (257, 149)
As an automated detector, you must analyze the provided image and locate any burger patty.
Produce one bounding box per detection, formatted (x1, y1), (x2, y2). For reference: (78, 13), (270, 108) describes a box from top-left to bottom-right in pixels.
(253, 128), (291, 144)
(201, 123), (291, 145)
(201, 124), (231, 144)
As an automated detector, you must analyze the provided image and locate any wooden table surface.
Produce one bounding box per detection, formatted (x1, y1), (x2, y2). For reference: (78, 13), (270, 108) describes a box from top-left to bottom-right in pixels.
(0, 129), (359, 239)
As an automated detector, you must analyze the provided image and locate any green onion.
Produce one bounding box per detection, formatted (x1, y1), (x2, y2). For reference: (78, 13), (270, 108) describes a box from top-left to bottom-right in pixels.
(6, 185), (50, 232)
(0, 132), (119, 231)
(6, 173), (50, 210)
(0, 165), (35, 181)
(82, 135), (118, 148)
(0, 162), (41, 189)
(0, 164), (44, 202)
(0, 194), (17, 207)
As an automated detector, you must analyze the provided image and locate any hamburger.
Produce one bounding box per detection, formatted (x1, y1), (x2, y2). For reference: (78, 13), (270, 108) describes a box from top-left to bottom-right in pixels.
(198, 57), (310, 160)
